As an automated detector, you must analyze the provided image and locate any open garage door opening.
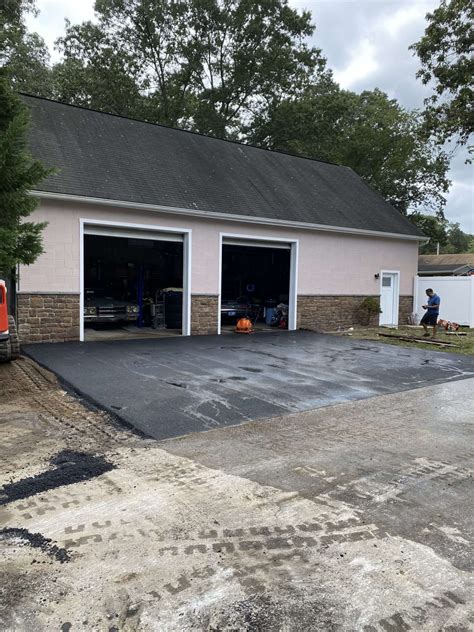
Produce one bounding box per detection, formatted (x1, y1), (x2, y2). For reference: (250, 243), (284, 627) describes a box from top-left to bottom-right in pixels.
(220, 240), (293, 334)
(83, 231), (185, 342)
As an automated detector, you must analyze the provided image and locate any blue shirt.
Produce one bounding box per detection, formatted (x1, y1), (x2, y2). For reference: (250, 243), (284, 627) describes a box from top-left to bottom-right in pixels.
(427, 294), (440, 314)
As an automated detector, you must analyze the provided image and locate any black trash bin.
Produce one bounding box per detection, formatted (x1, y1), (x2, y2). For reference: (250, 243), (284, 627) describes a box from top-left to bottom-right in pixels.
(164, 291), (183, 329)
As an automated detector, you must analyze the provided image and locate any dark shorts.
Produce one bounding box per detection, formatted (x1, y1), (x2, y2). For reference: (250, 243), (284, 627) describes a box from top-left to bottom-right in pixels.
(421, 312), (438, 326)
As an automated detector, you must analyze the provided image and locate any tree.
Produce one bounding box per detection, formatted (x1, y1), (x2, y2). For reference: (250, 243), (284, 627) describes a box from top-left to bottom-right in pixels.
(53, 21), (147, 119)
(247, 75), (343, 159)
(0, 0), (53, 96)
(249, 86), (450, 216)
(53, 0), (329, 137)
(418, 221), (473, 254)
(0, 70), (52, 274)
(411, 0), (473, 149)
(443, 222), (470, 252)
(409, 213), (448, 254)
(185, 0), (327, 138)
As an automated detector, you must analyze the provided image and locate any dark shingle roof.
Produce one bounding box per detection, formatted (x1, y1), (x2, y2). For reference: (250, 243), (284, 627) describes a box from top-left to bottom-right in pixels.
(419, 254), (474, 267)
(418, 264), (465, 274)
(418, 254), (474, 275)
(23, 94), (423, 238)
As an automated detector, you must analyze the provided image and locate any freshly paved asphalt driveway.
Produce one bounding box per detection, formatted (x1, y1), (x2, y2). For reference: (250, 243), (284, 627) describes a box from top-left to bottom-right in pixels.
(24, 331), (474, 440)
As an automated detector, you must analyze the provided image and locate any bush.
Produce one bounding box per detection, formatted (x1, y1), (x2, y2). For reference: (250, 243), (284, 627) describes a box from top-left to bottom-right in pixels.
(356, 297), (382, 326)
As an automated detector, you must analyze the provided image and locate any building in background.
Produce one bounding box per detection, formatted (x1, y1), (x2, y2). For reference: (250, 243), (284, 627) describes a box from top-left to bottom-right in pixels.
(418, 254), (474, 277)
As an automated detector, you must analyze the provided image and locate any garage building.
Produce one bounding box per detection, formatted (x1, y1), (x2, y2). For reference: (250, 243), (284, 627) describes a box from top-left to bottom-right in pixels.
(17, 95), (424, 343)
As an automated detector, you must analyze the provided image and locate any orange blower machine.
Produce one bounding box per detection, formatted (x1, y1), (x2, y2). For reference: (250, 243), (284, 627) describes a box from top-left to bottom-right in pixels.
(235, 316), (254, 334)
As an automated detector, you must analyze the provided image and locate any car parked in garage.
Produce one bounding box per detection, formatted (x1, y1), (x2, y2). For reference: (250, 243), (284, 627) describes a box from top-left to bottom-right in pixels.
(220, 296), (258, 323)
(84, 288), (139, 323)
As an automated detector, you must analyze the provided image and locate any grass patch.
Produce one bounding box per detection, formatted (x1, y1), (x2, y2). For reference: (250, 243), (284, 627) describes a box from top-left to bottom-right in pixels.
(338, 325), (474, 355)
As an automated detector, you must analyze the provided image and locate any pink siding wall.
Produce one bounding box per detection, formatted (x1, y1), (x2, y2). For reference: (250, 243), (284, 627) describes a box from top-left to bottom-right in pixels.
(18, 199), (419, 296)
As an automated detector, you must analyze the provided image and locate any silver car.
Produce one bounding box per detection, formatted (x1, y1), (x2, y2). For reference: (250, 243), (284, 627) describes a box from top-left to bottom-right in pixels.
(84, 289), (139, 323)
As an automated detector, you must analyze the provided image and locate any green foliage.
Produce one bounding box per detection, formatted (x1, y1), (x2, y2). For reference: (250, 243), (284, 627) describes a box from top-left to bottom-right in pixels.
(0, 0), (53, 96)
(443, 222), (471, 253)
(359, 297), (382, 314)
(357, 297), (381, 326)
(249, 85), (450, 216)
(411, 0), (473, 149)
(410, 213), (448, 254)
(414, 216), (473, 254)
(53, 20), (147, 119)
(0, 70), (52, 273)
(53, 0), (329, 137)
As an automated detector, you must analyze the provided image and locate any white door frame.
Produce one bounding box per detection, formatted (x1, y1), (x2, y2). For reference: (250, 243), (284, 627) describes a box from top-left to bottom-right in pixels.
(79, 218), (192, 342)
(217, 232), (299, 335)
(379, 269), (400, 326)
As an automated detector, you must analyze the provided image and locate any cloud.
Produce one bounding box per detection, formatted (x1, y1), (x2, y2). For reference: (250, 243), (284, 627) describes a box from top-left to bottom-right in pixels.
(333, 39), (378, 89)
(331, 4), (430, 91)
(25, 0), (96, 62)
(381, 4), (428, 39)
(444, 152), (474, 233)
(447, 181), (474, 233)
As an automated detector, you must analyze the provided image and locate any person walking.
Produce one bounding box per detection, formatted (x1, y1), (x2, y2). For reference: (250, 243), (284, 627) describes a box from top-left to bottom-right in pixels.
(421, 288), (440, 338)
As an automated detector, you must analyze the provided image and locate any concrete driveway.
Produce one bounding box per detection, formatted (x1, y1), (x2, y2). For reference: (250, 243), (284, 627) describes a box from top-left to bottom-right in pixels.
(24, 331), (474, 440)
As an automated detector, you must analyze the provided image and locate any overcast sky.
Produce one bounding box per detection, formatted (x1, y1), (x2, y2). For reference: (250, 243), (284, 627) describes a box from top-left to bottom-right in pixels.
(27, 0), (473, 232)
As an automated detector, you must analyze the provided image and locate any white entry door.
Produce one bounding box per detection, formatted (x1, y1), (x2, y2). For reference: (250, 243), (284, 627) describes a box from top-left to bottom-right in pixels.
(379, 272), (399, 325)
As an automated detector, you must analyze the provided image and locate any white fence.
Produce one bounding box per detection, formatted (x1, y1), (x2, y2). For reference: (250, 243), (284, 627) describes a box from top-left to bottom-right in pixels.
(414, 275), (474, 327)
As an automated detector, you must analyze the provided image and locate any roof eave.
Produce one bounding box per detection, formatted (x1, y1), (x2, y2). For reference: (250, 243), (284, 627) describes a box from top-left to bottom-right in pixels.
(31, 190), (427, 242)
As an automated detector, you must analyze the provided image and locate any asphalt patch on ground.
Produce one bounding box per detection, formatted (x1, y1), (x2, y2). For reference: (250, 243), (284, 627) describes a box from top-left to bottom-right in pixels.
(24, 331), (474, 440)
(0, 450), (114, 506)
(0, 527), (71, 563)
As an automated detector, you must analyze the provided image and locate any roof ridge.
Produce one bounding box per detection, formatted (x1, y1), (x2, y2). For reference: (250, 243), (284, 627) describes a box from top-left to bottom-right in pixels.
(420, 253), (474, 258)
(19, 92), (340, 167)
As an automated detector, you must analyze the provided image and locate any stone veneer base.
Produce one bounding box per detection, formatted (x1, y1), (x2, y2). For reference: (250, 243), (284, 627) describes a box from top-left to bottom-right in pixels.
(17, 292), (414, 343)
(398, 295), (414, 326)
(297, 295), (414, 331)
(17, 293), (80, 343)
(191, 295), (219, 335)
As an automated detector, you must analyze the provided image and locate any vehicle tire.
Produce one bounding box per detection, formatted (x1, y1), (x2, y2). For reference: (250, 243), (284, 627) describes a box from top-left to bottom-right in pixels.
(8, 316), (20, 359)
(0, 339), (11, 363)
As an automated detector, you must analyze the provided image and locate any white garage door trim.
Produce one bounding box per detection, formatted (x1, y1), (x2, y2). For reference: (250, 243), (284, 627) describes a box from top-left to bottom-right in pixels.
(222, 237), (291, 250)
(79, 219), (192, 341)
(84, 224), (183, 242)
(218, 232), (299, 335)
